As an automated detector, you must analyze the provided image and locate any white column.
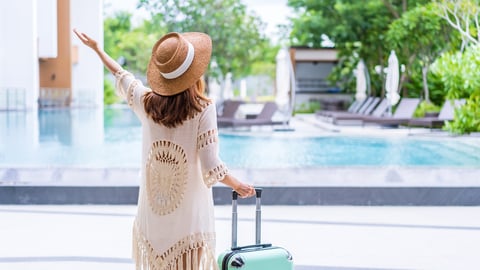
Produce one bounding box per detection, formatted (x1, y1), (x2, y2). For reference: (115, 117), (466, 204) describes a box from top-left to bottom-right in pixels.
(70, 0), (104, 146)
(37, 0), (57, 58)
(0, 0), (39, 111)
(70, 0), (104, 108)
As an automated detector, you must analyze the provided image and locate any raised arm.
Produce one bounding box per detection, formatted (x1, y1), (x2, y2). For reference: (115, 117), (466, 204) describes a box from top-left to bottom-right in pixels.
(73, 28), (122, 75)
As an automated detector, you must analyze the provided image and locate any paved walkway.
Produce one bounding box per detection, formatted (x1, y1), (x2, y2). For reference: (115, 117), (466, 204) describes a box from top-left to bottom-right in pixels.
(1, 204), (480, 270)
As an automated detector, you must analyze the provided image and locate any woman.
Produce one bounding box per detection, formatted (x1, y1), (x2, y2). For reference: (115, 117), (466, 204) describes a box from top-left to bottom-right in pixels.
(73, 29), (255, 269)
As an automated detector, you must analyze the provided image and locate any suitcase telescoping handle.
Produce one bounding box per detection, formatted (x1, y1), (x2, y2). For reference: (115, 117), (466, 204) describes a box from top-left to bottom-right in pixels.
(231, 188), (263, 249)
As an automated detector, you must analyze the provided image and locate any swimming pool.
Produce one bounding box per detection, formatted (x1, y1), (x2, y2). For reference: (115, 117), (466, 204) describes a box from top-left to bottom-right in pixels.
(1, 107), (480, 169)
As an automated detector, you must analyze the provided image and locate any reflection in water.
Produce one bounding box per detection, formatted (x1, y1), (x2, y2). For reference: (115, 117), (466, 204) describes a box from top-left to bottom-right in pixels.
(39, 109), (72, 145)
(1, 109), (39, 151)
(104, 107), (140, 128)
(0, 107), (116, 166)
(36, 108), (106, 147)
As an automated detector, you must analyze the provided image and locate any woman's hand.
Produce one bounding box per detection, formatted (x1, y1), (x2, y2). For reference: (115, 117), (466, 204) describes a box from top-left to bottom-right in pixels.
(234, 182), (256, 198)
(220, 174), (255, 198)
(72, 28), (122, 74)
(73, 28), (99, 51)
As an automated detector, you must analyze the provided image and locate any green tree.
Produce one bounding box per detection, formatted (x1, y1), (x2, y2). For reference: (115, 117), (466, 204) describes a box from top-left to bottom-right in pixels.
(138, 0), (269, 82)
(103, 12), (133, 105)
(432, 0), (480, 134)
(103, 78), (119, 105)
(104, 11), (132, 63)
(287, 0), (429, 96)
(431, 45), (480, 133)
(104, 12), (161, 76)
(386, 3), (456, 104)
(435, 0), (480, 49)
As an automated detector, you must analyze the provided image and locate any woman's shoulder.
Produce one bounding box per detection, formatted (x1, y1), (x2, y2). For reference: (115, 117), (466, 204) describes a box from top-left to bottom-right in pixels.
(200, 98), (213, 107)
(199, 98), (215, 113)
(194, 98), (215, 120)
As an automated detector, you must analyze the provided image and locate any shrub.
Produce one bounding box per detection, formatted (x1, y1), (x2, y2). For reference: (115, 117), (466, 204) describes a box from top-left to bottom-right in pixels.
(413, 100), (441, 118)
(294, 101), (321, 114)
(431, 45), (480, 134)
(104, 78), (119, 105)
(444, 94), (480, 134)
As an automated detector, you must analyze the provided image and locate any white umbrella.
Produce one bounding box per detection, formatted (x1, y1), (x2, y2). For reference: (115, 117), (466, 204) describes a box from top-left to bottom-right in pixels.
(222, 72), (233, 100)
(385, 50), (400, 109)
(275, 48), (296, 119)
(240, 79), (247, 99)
(355, 59), (367, 101)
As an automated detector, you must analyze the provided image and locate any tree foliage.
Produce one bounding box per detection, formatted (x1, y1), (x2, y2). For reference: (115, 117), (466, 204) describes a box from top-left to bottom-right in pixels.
(104, 12), (161, 76)
(432, 45), (480, 99)
(138, 0), (270, 81)
(104, 11), (132, 59)
(431, 0), (480, 133)
(386, 3), (456, 103)
(287, 0), (430, 96)
(103, 78), (119, 105)
(435, 0), (480, 49)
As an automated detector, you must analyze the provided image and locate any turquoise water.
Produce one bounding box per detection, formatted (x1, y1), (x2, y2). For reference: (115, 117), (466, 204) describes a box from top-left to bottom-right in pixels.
(220, 135), (480, 168)
(1, 107), (480, 169)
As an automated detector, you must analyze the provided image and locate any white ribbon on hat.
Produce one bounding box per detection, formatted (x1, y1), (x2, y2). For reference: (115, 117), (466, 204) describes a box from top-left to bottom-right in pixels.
(160, 41), (195, 80)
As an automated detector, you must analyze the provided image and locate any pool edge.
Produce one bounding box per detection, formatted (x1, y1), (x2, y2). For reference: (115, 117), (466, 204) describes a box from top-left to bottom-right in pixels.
(1, 186), (480, 206)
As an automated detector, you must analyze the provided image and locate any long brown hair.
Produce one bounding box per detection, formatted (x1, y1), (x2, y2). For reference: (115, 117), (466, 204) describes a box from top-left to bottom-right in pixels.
(143, 78), (210, 128)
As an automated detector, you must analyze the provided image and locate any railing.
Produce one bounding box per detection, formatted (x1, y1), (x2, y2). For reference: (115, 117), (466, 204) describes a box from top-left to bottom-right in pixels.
(70, 88), (97, 108)
(0, 87), (26, 110)
(0, 88), (98, 110)
(38, 88), (71, 108)
(295, 78), (334, 93)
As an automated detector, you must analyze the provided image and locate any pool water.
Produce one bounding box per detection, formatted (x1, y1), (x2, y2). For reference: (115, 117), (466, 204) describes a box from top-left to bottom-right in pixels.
(1, 108), (480, 169)
(220, 135), (480, 168)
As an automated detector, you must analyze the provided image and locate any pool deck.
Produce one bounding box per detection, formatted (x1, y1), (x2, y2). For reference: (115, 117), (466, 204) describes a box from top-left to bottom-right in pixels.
(1, 204), (480, 270)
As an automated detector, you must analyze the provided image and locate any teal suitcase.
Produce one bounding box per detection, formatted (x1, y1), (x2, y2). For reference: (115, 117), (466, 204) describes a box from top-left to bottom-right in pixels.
(217, 188), (294, 269)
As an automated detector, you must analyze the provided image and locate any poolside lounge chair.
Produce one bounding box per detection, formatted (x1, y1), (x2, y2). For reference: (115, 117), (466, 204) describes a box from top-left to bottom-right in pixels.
(217, 100), (244, 127)
(218, 101), (282, 128)
(333, 97), (381, 117)
(408, 99), (466, 129)
(352, 97), (380, 115)
(329, 98), (387, 125)
(362, 98), (420, 127)
(318, 97), (376, 118)
(316, 97), (367, 117)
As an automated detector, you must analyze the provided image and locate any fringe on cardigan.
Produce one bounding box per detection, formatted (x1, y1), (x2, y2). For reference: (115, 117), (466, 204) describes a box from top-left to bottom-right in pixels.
(133, 223), (218, 270)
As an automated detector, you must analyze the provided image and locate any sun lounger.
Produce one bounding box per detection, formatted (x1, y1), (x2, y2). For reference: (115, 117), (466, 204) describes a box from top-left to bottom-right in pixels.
(217, 100), (244, 127)
(362, 98), (420, 127)
(218, 101), (282, 128)
(316, 97), (367, 117)
(408, 99), (466, 129)
(315, 97), (380, 125)
(330, 98), (387, 125)
(318, 97), (377, 119)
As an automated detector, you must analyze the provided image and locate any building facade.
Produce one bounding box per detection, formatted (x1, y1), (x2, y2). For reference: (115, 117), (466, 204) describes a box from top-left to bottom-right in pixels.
(289, 47), (352, 110)
(0, 0), (103, 111)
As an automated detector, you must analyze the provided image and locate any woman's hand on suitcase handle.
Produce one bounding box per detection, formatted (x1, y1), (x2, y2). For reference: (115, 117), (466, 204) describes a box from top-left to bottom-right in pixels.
(221, 174), (255, 198)
(234, 182), (255, 198)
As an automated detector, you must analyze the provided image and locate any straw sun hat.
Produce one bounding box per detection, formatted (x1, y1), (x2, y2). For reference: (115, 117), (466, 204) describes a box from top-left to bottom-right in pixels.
(147, 32), (212, 96)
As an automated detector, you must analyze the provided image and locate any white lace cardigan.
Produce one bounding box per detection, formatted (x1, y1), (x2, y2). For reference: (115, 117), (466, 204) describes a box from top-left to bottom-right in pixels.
(115, 69), (227, 270)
